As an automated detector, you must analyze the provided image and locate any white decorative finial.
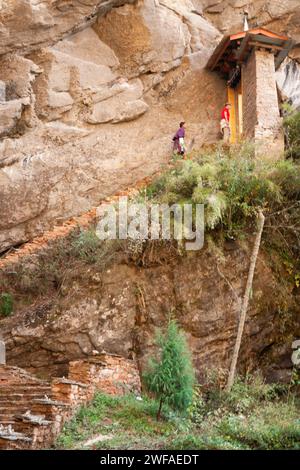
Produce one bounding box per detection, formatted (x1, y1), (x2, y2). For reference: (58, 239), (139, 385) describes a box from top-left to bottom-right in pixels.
(244, 11), (249, 32)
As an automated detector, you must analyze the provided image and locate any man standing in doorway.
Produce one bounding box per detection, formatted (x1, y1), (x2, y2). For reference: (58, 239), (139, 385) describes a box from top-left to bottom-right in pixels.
(220, 103), (231, 143)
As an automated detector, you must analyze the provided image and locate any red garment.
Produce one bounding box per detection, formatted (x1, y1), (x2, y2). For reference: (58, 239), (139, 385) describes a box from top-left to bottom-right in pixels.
(221, 107), (230, 122)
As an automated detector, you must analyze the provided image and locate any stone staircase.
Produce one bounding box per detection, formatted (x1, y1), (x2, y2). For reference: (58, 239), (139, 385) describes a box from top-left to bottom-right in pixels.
(0, 365), (70, 449)
(0, 354), (141, 450)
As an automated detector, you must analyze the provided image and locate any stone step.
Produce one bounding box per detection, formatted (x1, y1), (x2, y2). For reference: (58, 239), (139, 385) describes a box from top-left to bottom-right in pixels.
(0, 404), (70, 419)
(0, 385), (51, 393)
(0, 414), (53, 425)
(0, 374), (46, 382)
(0, 401), (52, 409)
(0, 393), (52, 403)
(0, 425), (33, 450)
(0, 415), (55, 450)
(0, 437), (32, 450)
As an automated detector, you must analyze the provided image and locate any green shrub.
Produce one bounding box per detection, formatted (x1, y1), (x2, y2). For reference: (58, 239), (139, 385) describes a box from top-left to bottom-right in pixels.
(140, 145), (300, 238)
(186, 373), (300, 450)
(143, 320), (195, 420)
(284, 109), (300, 159)
(190, 373), (281, 419)
(143, 175), (168, 199)
(270, 159), (300, 198)
(217, 403), (300, 450)
(71, 229), (102, 264)
(193, 190), (227, 229)
(0, 292), (13, 317)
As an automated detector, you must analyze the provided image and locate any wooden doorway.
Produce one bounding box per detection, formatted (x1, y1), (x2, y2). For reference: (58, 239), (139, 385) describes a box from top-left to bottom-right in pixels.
(227, 83), (243, 143)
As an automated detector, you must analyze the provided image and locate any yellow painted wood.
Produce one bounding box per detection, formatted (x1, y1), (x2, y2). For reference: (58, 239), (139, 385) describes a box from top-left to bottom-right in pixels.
(237, 81), (243, 138)
(238, 93), (243, 136)
(227, 87), (237, 143)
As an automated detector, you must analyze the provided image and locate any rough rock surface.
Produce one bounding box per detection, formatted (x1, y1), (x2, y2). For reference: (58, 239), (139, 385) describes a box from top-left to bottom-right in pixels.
(277, 58), (300, 109)
(1, 242), (298, 383)
(0, 0), (300, 251)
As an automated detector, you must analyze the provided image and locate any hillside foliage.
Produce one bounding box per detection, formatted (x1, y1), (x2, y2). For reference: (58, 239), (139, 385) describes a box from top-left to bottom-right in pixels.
(142, 145), (300, 238)
(284, 108), (300, 160)
(56, 373), (300, 450)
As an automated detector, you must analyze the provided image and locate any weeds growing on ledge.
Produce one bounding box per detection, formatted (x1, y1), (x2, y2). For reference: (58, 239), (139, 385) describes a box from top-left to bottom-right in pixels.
(140, 144), (300, 238)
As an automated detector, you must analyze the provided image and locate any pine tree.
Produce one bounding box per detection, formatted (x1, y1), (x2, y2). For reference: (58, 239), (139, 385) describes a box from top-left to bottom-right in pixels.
(143, 320), (195, 420)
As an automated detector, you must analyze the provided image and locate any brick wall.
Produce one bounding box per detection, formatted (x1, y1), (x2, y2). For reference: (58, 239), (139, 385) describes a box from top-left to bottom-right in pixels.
(242, 49), (284, 157)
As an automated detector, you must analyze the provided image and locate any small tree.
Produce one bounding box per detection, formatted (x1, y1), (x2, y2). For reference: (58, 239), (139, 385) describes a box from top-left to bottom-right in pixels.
(0, 293), (13, 317)
(143, 320), (195, 420)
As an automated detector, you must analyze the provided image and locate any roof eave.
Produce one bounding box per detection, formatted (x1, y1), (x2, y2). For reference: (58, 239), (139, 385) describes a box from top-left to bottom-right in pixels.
(206, 36), (230, 71)
(206, 28), (292, 72)
(230, 28), (289, 42)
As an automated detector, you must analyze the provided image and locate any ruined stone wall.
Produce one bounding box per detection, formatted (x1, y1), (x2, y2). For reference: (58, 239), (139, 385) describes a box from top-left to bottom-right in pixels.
(68, 355), (141, 397)
(0, 355), (141, 450)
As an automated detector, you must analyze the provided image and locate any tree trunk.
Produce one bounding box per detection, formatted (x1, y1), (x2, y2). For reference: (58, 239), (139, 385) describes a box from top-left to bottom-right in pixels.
(157, 397), (164, 421)
(226, 210), (265, 393)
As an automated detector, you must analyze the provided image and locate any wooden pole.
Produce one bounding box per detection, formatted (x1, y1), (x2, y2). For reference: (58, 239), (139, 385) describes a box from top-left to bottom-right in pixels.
(226, 210), (265, 392)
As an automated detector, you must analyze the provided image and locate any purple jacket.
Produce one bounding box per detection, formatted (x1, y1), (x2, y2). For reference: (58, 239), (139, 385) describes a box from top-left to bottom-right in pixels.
(174, 127), (185, 140)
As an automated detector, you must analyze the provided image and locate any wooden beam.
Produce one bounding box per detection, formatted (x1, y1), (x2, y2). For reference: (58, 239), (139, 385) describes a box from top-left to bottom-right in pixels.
(248, 41), (283, 51)
(275, 39), (295, 69)
(206, 36), (231, 70)
(236, 34), (252, 62)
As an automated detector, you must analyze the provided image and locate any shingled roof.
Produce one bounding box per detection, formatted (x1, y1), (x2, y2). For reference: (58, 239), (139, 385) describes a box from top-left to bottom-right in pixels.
(207, 28), (293, 75)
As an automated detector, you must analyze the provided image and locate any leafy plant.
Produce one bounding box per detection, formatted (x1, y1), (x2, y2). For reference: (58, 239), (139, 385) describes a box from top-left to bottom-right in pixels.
(71, 229), (102, 264)
(143, 320), (195, 420)
(284, 108), (300, 160)
(0, 292), (13, 317)
(217, 403), (300, 450)
(140, 145), (300, 239)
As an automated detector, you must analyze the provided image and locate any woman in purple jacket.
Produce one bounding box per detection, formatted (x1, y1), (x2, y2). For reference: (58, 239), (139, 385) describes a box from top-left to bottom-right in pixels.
(172, 121), (186, 156)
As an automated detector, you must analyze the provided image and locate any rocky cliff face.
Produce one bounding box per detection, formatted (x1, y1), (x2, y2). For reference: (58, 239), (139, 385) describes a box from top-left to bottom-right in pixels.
(1, 240), (298, 383)
(0, 0), (300, 251)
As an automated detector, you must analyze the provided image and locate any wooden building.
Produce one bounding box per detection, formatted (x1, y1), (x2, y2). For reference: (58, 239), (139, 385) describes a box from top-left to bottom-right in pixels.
(207, 28), (293, 156)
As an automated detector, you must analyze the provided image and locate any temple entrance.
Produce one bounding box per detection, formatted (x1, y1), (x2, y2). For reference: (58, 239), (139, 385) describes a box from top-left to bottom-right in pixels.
(227, 83), (243, 144)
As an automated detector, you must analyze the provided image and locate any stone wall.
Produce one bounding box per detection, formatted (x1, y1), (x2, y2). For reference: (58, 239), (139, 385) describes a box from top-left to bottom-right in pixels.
(242, 49), (257, 140)
(242, 49), (284, 157)
(0, 354), (141, 450)
(254, 49), (284, 154)
(68, 354), (141, 397)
